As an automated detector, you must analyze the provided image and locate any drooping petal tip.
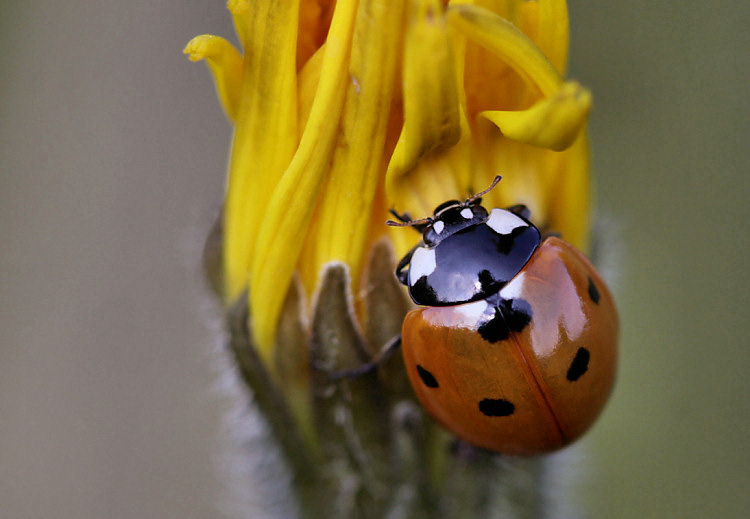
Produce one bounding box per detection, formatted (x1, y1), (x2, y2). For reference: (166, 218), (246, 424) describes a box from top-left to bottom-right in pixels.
(183, 35), (243, 121)
(481, 81), (592, 151)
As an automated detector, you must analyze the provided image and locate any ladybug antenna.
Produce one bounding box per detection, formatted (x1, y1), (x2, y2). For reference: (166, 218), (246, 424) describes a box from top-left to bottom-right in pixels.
(465, 175), (502, 205)
(386, 216), (433, 228)
(387, 207), (434, 233)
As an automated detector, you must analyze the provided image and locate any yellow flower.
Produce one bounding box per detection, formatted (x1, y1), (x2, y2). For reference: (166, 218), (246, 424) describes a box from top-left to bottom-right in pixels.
(185, 0), (592, 369)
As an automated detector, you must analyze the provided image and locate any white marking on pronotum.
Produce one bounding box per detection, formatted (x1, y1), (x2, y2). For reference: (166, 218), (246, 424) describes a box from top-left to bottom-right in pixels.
(486, 208), (527, 235)
(409, 247), (437, 284)
(460, 208), (473, 219)
(433, 220), (445, 234)
(454, 299), (489, 323)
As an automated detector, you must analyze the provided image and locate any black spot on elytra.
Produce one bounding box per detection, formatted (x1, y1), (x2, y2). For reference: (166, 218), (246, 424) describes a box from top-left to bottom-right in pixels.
(587, 276), (600, 304)
(417, 364), (439, 388)
(504, 297), (533, 332)
(566, 347), (590, 381)
(477, 308), (510, 342)
(479, 398), (515, 417)
(477, 296), (533, 343)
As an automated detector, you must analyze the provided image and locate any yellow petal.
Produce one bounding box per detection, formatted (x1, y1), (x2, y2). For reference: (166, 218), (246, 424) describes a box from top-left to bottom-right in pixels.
(297, 44), (326, 136)
(226, 0), (250, 50)
(448, 4), (562, 97)
(547, 130), (591, 252)
(223, 1), (300, 302)
(480, 81), (591, 151)
(183, 35), (243, 121)
(472, 136), (552, 221)
(386, 0), (462, 214)
(309, 0), (405, 288)
(250, 0), (359, 365)
(536, 0), (569, 75)
(297, 0), (336, 69)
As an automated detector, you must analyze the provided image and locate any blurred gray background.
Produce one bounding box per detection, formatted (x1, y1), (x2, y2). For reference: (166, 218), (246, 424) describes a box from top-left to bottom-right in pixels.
(1, 1), (747, 518)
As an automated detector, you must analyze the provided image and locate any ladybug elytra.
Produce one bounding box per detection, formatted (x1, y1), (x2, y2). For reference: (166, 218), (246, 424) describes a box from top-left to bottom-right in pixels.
(390, 176), (618, 455)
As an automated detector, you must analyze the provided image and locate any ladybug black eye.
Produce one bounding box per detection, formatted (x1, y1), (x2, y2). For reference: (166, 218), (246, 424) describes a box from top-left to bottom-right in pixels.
(566, 347), (590, 381)
(478, 398), (515, 417)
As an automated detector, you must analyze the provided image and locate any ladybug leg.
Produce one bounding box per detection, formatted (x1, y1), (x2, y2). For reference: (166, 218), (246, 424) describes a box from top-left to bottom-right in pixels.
(327, 335), (402, 380)
(506, 204), (531, 220)
(389, 207), (412, 224)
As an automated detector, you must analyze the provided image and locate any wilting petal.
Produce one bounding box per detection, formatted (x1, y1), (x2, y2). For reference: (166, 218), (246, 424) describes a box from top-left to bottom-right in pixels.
(250, 1), (359, 364)
(183, 35), (243, 121)
(481, 81), (591, 151)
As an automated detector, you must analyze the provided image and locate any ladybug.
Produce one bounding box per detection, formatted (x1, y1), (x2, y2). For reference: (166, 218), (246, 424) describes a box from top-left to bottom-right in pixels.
(389, 176), (618, 455)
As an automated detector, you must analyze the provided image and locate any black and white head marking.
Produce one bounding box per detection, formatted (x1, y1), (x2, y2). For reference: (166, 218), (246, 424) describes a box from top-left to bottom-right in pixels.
(391, 176), (542, 306)
(405, 207), (540, 306)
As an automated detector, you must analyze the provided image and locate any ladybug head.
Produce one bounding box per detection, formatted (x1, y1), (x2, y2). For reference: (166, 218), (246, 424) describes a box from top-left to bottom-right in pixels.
(388, 176), (502, 247)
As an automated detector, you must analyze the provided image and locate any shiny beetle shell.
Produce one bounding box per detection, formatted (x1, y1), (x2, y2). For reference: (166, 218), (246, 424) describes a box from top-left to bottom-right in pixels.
(400, 237), (618, 455)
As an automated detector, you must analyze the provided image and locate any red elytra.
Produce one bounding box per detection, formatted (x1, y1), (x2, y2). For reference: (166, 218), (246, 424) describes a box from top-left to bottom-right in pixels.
(400, 237), (618, 455)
